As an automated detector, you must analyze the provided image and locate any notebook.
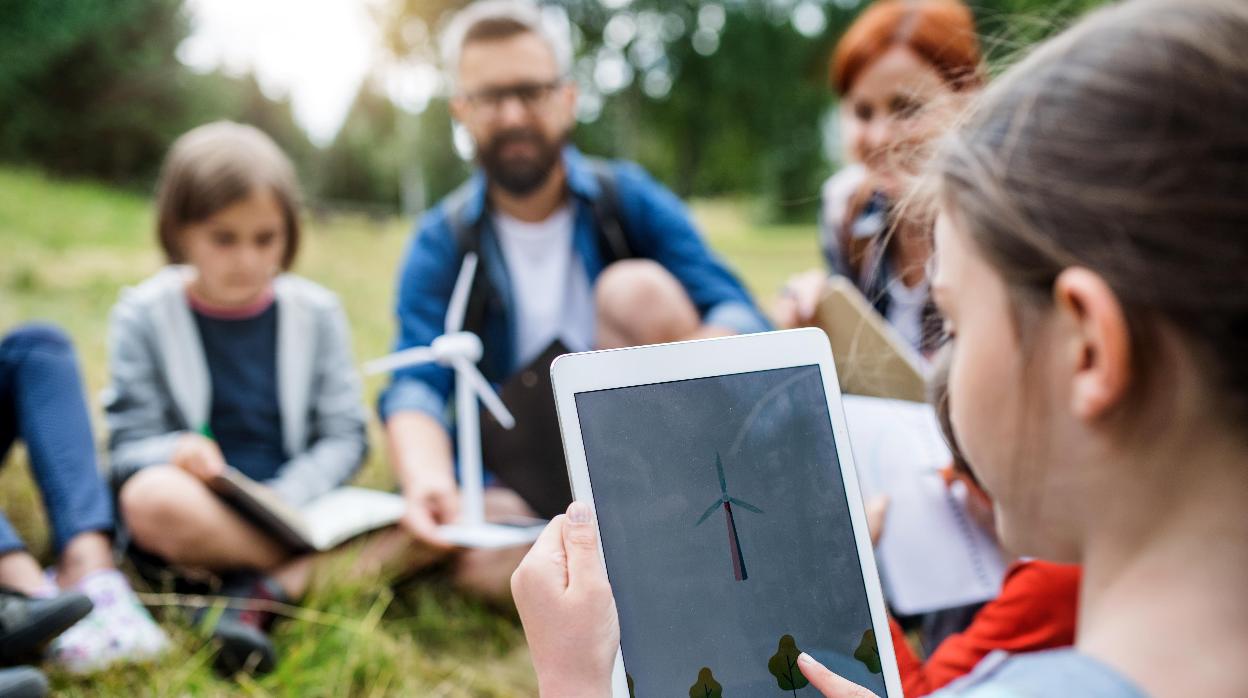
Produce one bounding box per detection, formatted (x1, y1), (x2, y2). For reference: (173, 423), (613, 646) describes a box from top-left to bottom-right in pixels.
(842, 395), (1008, 615)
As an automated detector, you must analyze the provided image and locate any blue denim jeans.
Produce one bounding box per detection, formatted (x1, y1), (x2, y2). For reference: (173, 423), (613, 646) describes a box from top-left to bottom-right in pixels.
(0, 324), (113, 555)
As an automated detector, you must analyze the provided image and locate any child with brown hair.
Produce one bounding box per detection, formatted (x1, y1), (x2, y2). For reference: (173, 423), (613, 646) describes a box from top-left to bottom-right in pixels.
(104, 121), (370, 676)
(879, 349), (1081, 696)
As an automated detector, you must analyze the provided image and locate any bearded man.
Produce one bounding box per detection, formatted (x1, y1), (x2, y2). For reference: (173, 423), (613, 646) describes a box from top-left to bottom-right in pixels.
(380, 0), (769, 600)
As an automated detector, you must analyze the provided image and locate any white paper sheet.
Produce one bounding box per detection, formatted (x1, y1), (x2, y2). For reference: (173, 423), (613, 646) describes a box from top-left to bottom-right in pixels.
(842, 395), (1008, 615)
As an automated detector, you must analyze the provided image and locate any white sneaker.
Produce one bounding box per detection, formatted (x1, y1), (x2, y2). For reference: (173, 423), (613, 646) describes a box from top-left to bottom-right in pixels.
(46, 569), (169, 674)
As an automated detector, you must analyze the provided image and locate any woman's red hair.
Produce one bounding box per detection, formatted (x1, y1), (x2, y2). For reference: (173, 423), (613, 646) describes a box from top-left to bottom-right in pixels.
(832, 0), (982, 96)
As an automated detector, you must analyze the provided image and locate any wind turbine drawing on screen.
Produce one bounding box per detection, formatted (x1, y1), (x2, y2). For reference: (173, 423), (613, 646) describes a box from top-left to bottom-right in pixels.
(695, 452), (764, 581)
(364, 252), (527, 545)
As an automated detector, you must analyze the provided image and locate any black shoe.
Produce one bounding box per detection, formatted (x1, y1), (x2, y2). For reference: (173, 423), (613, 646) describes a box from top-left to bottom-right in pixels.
(194, 573), (287, 677)
(0, 588), (93, 666)
(0, 666), (47, 698)
(208, 616), (275, 677)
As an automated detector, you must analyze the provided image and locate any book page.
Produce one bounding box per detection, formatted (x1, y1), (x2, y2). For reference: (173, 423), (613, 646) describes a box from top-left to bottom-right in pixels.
(299, 488), (406, 551)
(842, 395), (1007, 615)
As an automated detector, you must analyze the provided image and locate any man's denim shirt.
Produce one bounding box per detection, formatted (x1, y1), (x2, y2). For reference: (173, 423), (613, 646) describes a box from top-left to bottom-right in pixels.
(378, 146), (771, 429)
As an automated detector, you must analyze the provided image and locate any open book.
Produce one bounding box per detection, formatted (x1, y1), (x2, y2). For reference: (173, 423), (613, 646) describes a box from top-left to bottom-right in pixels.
(842, 395), (1008, 615)
(207, 469), (407, 553)
(812, 276), (928, 402)
(207, 469), (547, 552)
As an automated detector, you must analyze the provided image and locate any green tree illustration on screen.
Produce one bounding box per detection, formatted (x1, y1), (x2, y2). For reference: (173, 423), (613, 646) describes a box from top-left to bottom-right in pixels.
(768, 634), (810, 695)
(688, 667), (723, 698)
(854, 629), (883, 674)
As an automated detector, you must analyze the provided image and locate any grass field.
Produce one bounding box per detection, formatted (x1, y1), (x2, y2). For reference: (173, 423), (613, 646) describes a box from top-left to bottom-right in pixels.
(0, 166), (820, 696)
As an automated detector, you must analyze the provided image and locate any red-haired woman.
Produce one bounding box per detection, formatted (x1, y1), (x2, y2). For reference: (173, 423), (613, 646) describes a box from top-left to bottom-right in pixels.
(777, 0), (981, 353)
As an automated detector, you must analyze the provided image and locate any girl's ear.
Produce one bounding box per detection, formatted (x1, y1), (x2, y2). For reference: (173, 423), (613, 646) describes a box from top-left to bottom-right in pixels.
(1052, 267), (1132, 421)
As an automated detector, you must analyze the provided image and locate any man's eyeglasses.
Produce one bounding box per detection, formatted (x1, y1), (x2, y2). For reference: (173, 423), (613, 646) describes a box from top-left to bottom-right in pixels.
(461, 79), (564, 113)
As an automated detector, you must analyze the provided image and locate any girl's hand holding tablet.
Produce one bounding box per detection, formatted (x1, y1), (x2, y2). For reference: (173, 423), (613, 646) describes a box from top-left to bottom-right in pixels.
(512, 502), (881, 698)
(513, 502), (619, 698)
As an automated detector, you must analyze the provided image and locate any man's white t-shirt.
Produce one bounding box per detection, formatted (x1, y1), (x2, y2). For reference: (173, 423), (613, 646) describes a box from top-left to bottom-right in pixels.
(493, 205), (596, 367)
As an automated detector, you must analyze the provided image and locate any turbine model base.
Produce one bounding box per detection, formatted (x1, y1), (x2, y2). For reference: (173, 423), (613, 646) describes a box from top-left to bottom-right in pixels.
(437, 522), (546, 550)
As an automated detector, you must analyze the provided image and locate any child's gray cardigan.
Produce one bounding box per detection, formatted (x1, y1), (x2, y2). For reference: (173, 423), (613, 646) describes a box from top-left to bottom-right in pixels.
(104, 266), (369, 506)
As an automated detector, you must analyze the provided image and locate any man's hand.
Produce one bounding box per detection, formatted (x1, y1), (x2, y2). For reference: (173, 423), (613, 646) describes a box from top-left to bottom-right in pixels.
(399, 473), (459, 550)
(386, 412), (459, 550)
(512, 502), (618, 698)
(171, 433), (227, 481)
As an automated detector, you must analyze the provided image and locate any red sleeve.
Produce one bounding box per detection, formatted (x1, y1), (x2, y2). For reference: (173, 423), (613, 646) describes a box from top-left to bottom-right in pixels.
(890, 615), (934, 697)
(915, 561), (1082, 694)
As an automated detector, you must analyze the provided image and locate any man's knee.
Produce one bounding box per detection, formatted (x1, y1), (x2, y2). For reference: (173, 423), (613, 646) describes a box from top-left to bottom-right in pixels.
(454, 546), (526, 604)
(595, 260), (698, 344)
(595, 260), (680, 314)
(118, 466), (203, 559)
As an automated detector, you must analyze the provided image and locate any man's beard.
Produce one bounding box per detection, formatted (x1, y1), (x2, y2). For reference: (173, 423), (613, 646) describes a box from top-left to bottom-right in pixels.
(477, 127), (565, 197)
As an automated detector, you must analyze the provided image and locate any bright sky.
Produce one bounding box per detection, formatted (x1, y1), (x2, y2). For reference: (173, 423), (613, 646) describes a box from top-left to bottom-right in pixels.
(177, 0), (435, 146)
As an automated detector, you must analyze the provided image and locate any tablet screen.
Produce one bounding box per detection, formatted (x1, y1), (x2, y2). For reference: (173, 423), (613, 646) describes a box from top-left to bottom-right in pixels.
(575, 364), (889, 697)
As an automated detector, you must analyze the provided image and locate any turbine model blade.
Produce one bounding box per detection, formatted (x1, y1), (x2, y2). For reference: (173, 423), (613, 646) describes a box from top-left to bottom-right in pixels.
(695, 501), (722, 526)
(445, 252), (479, 335)
(362, 346), (437, 376)
(452, 357), (516, 429)
(716, 453), (728, 495)
(727, 497), (763, 514)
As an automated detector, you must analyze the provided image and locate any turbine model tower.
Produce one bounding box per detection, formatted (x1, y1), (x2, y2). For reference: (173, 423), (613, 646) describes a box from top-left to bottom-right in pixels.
(365, 253), (539, 547)
(695, 452), (764, 581)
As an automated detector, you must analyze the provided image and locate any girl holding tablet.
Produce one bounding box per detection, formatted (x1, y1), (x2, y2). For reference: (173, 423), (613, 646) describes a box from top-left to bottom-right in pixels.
(511, 0), (1248, 696)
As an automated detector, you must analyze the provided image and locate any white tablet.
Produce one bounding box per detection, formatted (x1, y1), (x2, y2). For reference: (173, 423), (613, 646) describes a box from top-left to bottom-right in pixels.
(551, 328), (903, 698)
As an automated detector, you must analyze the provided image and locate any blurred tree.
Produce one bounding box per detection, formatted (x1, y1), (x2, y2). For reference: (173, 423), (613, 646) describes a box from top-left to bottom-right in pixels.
(181, 71), (316, 184)
(318, 83), (400, 207)
(0, 0), (315, 189)
(373, 0), (1110, 222)
(0, 0), (190, 183)
(0, 0), (1110, 210)
(375, 1), (858, 221)
(411, 99), (472, 209)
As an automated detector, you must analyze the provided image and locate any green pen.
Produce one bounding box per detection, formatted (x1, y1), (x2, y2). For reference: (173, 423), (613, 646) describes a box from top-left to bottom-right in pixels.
(198, 424), (215, 440)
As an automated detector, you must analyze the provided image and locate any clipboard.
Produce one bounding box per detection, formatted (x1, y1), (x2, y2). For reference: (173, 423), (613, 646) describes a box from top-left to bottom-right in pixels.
(811, 276), (928, 403)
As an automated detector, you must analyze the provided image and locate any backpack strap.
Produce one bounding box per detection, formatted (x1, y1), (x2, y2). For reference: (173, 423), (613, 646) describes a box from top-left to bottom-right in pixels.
(583, 157), (633, 264)
(445, 160), (635, 355)
(443, 179), (494, 340)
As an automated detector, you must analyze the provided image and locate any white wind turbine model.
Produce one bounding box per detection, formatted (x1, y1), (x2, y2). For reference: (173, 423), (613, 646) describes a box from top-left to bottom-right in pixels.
(365, 252), (545, 548)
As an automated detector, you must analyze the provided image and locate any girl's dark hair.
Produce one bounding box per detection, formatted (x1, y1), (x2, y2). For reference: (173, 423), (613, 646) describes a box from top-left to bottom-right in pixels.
(928, 345), (972, 478)
(155, 121), (301, 270)
(935, 0), (1248, 424)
